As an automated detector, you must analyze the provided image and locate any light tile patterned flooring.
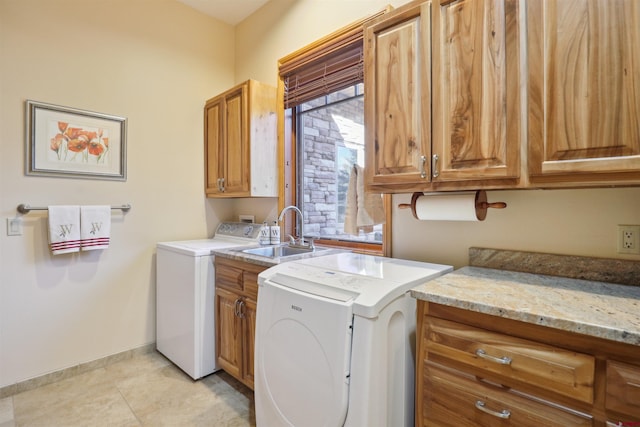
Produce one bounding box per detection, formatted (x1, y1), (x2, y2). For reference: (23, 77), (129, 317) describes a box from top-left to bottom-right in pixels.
(0, 351), (255, 426)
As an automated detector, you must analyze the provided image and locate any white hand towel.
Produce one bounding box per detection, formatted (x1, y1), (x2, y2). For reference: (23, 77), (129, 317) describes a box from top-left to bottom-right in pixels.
(344, 165), (385, 235)
(80, 205), (111, 251)
(344, 166), (359, 235)
(48, 205), (81, 255)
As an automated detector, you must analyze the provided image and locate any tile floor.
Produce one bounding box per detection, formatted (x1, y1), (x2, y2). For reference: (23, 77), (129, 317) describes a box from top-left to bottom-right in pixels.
(0, 351), (255, 427)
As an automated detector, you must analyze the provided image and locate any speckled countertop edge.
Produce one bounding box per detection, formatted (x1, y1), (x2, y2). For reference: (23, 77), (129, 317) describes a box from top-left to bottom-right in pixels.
(411, 266), (640, 346)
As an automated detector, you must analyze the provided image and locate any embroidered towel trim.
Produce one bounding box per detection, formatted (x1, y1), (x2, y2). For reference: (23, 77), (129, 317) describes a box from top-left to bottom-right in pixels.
(48, 205), (81, 255)
(80, 205), (111, 251)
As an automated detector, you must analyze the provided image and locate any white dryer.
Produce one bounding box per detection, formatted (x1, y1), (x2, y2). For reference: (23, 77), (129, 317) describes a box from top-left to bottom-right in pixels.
(254, 253), (453, 427)
(156, 222), (261, 379)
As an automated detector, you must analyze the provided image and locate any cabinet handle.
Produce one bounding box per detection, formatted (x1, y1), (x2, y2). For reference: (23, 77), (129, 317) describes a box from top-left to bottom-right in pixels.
(220, 177), (225, 192)
(237, 299), (245, 319)
(475, 349), (512, 365)
(217, 178), (222, 192)
(420, 155), (427, 179)
(431, 154), (439, 178)
(475, 401), (511, 419)
(234, 298), (242, 317)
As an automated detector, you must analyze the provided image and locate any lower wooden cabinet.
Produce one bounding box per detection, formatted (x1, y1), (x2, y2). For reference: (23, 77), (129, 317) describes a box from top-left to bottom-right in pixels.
(215, 257), (267, 390)
(417, 302), (640, 426)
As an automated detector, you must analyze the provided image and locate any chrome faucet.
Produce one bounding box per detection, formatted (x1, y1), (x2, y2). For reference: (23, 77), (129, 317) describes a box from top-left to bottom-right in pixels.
(278, 205), (314, 249)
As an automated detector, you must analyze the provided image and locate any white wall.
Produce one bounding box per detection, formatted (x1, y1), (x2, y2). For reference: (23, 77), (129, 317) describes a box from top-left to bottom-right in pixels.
(392, 188), (640, 268)
(0, 0), (235, 387)
(234, 0), (640, 268)
(235, 0), (407, 85)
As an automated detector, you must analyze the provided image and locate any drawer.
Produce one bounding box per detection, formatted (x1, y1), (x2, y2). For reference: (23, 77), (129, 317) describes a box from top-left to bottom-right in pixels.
(215, 262), (243, 292)
(425, 316), (595, 403)
(606, 360), (640, 419)
(424, 364), (593, 427)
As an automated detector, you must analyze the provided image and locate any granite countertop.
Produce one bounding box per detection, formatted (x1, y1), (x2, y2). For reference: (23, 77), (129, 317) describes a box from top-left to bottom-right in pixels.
(212, 244), (347, 267)
(411, 265), (640, 346)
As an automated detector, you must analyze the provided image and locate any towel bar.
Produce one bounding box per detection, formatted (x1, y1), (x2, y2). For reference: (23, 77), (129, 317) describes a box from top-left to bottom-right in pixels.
(17, 204), (132, 214)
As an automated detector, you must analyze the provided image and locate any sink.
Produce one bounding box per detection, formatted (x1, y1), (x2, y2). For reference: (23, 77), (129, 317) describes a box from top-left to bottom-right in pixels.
(241, 245), (325, 258)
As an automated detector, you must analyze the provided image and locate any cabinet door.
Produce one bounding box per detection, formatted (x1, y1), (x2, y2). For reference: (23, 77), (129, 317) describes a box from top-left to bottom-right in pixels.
(431, 0), (521, 183)
(223, 85), (251, 195)
(242, 298), (257, 390)
(527, 0), (640, 184)
(365, 1), (432, 191)
(204, 98), (224, 196)
(215, 288), (242, 379)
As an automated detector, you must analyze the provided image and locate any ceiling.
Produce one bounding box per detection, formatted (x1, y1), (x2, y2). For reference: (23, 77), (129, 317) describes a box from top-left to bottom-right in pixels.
(176, 0), (270, 25)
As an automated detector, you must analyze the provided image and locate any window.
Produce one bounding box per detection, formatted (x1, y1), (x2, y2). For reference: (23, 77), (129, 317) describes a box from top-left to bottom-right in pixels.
(278, 10), (390, 255)
(297, 84), (383, 245)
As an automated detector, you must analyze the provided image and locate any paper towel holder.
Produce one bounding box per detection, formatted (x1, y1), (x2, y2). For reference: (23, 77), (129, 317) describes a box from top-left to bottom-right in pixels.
(398, 190), (506, 221)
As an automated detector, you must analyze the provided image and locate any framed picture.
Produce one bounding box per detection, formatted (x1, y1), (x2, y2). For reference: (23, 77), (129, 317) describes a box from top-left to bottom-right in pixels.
(25, 100), (127, 180)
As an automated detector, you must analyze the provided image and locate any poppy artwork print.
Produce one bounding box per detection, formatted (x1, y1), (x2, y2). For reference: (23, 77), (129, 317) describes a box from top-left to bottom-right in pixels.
(26, 100), (127, 181)
(49, 122), (110, 164)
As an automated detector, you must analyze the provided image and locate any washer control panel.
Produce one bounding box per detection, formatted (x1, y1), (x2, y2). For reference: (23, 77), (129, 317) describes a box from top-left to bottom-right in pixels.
(215, 222), (261, 240)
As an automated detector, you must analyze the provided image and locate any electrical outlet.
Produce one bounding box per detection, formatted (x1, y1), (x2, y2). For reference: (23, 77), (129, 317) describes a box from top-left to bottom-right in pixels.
(617, 225), (640, 254)
(6, 217), (22, 236)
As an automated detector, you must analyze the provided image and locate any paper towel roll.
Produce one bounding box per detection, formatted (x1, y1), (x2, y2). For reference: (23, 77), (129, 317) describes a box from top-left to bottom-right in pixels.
(400, 191), (506, 221)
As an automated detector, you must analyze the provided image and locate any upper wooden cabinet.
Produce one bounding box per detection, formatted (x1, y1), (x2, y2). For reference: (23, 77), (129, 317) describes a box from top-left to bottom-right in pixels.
(364, 1), (432, 190)
(431, 0), (521, 185)
(205, 80), (277, 198)
(366, 0), (640, 192)
(527, 0), (640, 186)
(365, 0), (522, 193)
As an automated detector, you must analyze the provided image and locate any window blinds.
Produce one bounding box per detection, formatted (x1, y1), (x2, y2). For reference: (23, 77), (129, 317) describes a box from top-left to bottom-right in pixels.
(278, 8), (389, 109)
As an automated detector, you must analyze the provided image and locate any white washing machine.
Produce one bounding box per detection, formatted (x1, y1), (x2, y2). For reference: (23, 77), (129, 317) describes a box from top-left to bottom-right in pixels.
(254, 253), (453, 427)
(156, 222), (261, 379)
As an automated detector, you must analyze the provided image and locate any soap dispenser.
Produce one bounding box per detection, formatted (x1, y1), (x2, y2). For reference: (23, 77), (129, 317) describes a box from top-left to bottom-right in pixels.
(259, 221), (270, 245)
(270, 220), (280, 245)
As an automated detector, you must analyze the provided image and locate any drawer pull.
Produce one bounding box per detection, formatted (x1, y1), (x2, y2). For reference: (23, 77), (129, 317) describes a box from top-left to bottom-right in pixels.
(475, 400), (511, 419)
(476, 349), (512, 365)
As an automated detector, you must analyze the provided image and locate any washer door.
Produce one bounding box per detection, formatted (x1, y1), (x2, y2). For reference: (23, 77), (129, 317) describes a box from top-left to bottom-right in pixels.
(255, 279), (354, 427)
